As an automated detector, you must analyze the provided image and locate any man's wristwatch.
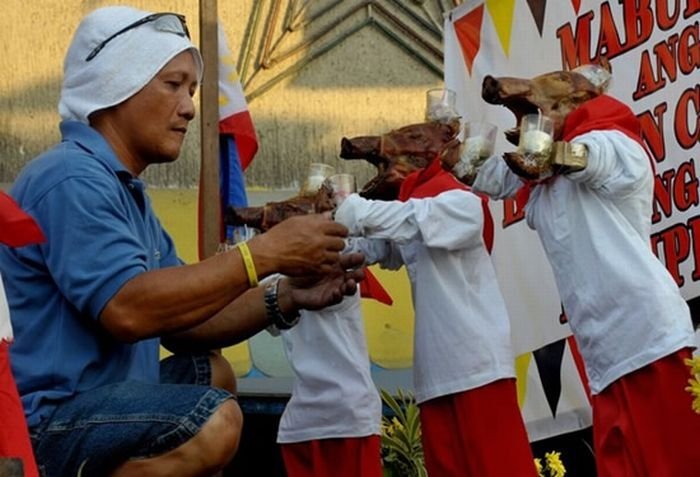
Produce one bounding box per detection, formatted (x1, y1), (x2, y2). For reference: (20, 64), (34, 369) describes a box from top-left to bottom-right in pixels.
(264, 277), (301, 330)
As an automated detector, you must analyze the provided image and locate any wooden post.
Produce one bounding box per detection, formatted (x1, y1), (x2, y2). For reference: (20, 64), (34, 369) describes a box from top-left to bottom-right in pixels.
(198, 0), (220, 260)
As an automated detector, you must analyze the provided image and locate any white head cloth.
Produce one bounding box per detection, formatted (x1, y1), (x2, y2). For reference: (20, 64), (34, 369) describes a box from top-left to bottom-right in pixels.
(59, 6), (203, 123)
(572, 64), (612, 92)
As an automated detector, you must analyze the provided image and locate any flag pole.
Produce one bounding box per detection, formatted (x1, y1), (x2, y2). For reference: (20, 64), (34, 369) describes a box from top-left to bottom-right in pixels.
(198, 0), (220, 260)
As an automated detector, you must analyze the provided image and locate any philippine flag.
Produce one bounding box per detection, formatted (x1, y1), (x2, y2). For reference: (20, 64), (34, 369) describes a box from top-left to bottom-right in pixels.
(216, 25), (259, 244)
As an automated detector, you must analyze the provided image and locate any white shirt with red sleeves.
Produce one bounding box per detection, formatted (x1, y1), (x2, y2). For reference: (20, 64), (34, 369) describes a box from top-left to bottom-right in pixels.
(334, 189), (515, 404)
(474, 130), (695, 394)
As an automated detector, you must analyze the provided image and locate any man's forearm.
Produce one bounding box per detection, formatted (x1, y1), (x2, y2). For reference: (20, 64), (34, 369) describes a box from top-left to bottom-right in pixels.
(161, 286), (269, 353)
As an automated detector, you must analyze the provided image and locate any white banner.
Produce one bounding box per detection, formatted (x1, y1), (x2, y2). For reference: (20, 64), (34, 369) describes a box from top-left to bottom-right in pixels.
(444, 0), (699, 438)
(445, 0), (699, 352)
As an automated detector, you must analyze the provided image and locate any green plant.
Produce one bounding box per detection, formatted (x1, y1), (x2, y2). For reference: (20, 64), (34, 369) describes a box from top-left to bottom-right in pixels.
(686, 356), (700, 414)
(380, 388), (427, 477)
(380, 388), (568, 477)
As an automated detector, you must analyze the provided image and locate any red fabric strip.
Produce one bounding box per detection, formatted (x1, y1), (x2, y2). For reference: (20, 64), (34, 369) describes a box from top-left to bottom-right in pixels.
(0, 192), (45, 247)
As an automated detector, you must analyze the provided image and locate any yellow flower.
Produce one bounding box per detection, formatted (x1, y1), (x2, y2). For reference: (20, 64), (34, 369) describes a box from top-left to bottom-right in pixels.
(534, 458), (544, 477)
(685, 357), (700, 377)
(686, 377), (700, 414)
(544, 451), (566, 477)
(686, 358), (700, 414)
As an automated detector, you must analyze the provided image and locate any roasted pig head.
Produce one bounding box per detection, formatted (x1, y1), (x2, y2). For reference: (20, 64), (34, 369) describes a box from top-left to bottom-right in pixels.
(339, 119), (461, 200)
(481, 64), (609, 145)
(225, 182), (335, 232)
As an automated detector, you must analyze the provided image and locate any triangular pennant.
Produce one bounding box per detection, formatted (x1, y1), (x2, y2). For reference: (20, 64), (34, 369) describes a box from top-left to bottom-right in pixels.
(485, 0), (516, 57)
(533, 338), (566, 417)
(570, 0), (582, 14)
(526, 0), (547, 36)
(515, 352), (531, 408)
(360, 268), (393, 306)
(453, 5), (485, 75)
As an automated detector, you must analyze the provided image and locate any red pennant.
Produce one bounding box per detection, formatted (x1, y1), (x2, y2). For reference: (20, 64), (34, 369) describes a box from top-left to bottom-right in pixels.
(359, 268), (393, 306)
(0, 192), (45, 247)
(454, 5), (485, 75)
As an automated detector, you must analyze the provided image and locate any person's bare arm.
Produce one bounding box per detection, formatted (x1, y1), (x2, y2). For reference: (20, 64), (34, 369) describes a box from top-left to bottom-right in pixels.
(100, 214), (350, 342)
(161, 252), (366, 353)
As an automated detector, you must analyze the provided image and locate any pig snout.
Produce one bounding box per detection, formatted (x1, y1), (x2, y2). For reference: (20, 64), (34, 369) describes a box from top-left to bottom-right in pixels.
(482, 75), (534, 105)
(482, 75), (502, 104)
(339, 136), (381, 159)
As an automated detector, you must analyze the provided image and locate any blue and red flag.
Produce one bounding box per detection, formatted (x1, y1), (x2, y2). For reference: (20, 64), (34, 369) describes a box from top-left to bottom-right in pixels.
(216, 26), (259, 245)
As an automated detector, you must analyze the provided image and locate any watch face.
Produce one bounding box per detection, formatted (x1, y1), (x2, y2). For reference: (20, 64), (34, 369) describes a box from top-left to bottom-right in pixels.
(264, 279), (299, 330)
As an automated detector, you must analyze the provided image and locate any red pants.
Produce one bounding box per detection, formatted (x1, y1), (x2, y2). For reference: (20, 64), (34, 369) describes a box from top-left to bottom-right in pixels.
(0, 342), (38, 477)
(280, 435), (382, 477)
(419, 379), (537, 477)
(592, 348), (700, 477)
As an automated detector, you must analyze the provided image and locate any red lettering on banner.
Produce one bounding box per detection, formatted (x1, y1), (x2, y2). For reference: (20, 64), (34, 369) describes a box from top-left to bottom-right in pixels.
(556, 0), (657, 68)
(653, 168), (676, 223)
(678, 22), (700, 74)
(634, 50), (666, 99)
(557, 11), (595, 67)
(597, 3), (625, 58)
(652, 160), (699, 223)
(675, 85), (700, 148)
(673, 160), (699, 211)
(686, 0), (700, 17)
(638, 102), (667, 162)
(690, 215), (700, 282)
(656, 0), (682, 30)
(502, 198), (525, 228)
(620, 0), (655, 44)
(651, 222), (691, 286)
(633, 23), (699, 100)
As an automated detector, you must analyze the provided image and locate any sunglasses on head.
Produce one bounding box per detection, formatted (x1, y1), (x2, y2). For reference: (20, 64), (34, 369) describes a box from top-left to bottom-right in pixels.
(85, 12), (190, 62)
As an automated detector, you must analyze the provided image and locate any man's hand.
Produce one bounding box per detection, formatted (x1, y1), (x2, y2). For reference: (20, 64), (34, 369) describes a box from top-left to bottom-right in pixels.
(248, 214), (350, 278)
(278, 252), (366, 312)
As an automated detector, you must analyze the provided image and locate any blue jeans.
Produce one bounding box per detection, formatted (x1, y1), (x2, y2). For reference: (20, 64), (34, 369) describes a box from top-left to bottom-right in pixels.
(30, 354), (234, 477)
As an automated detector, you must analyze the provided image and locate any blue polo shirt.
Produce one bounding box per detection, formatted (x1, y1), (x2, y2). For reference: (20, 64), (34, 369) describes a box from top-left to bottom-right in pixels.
(0, 121), (181, 428)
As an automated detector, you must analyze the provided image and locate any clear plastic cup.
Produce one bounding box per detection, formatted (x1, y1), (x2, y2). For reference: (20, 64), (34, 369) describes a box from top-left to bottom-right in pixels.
(328, 173), (357, 206)
(518, 114), (554, 157)
(301, 163), (335, 196)
(425, 88), (459, 122)
(453, 121), (497, 179)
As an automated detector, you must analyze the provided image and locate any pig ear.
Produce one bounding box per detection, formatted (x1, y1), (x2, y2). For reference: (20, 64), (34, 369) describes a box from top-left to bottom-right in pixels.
(598, 56), (612, 74)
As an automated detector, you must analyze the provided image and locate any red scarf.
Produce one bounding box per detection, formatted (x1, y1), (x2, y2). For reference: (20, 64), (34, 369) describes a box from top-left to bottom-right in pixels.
(515, 95), (648, 210)
(0, 192), (45, 247)
(398, 158), (494, 253)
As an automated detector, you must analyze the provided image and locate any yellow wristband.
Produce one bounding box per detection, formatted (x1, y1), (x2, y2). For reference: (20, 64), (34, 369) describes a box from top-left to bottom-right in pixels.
(236, 241), (258, 287)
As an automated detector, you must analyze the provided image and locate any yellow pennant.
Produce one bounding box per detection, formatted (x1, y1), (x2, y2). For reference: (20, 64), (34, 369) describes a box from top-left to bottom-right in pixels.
(485, 0), (516, 57)
(515, 352), (531, 407)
